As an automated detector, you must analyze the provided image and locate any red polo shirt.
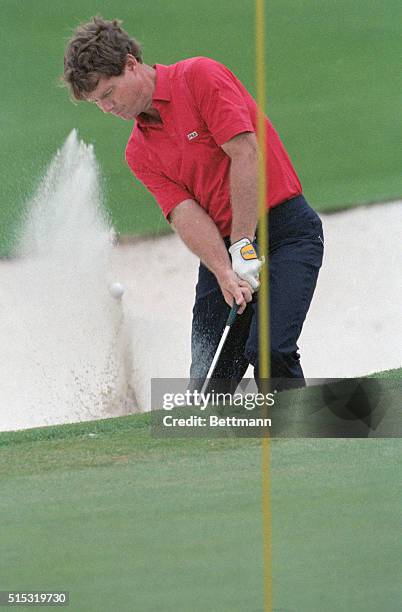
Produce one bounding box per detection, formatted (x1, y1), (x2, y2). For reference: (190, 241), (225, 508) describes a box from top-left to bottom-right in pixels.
(125, 57), (302, 237)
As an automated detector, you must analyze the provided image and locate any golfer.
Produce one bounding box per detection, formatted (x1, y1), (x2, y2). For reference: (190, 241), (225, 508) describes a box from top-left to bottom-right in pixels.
(63, 17), (324, 389)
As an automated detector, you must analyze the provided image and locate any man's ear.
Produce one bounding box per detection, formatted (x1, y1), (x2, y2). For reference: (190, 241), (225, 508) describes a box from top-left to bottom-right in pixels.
(125, 54), (138, 73)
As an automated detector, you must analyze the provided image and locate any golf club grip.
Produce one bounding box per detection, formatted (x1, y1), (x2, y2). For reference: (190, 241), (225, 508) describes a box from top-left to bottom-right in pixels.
(226, 301), (239, 327)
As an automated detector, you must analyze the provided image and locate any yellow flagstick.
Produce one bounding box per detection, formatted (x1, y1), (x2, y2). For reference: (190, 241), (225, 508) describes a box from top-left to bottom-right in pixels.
(255, 1), (272, 611)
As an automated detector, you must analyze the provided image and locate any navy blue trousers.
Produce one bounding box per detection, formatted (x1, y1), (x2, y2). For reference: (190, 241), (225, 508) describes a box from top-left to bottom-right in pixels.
(189, 195), (324, 390)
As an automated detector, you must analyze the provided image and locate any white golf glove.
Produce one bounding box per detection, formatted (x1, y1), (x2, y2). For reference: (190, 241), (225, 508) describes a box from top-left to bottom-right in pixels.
(229, 238), (264, 290)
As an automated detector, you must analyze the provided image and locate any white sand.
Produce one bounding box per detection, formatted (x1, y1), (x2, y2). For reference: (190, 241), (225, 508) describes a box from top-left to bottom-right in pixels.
(1, 200), (401, 428)
(299, 200), (402, 378)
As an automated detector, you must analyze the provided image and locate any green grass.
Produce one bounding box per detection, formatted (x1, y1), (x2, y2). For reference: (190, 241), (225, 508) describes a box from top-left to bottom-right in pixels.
(369, 366), (402, 379)
(0, 1), (401, 255)
(1, 373), (402, 611)
(1, 416), (264, 611)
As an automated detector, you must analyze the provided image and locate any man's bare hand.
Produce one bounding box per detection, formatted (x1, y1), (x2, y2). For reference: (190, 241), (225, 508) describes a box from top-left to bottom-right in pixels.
(216, 268), (253, 314)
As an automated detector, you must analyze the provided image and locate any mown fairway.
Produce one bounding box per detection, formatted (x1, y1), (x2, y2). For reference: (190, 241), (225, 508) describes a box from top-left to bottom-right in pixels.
(1, 417), (265, 611)
(1, 371), (401, 611)
(1, 0), (401, 255)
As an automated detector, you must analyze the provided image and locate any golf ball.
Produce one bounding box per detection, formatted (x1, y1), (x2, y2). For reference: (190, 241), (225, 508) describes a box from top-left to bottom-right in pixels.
(109, 282), (124, 300)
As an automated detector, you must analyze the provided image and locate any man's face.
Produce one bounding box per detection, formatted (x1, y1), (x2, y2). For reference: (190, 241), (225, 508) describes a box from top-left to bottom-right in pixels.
(87, 56), (151, 120)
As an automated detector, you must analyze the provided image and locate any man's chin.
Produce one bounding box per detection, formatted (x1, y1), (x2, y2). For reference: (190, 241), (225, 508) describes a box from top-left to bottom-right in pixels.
(112, 109), (134, 120)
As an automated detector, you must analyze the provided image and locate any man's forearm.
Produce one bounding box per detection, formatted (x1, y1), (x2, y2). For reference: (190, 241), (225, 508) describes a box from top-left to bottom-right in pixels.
(221, 133), (259, 244)
(229, 152), (259, 244)
(169, 199), (254, 313)
(169, 199), (231, 278)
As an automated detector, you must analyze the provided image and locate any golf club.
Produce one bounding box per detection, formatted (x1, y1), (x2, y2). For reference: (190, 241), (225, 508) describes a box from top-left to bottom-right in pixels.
(200, 300), (239, 396)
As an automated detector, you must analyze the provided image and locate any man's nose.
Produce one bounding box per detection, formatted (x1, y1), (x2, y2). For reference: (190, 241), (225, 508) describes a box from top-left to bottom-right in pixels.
(98, 99), (114, 113)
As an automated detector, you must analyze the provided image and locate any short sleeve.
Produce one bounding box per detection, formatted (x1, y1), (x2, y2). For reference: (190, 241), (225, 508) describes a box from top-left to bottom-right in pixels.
(185, 57), (255, 146)
(126, 154), (193, 220)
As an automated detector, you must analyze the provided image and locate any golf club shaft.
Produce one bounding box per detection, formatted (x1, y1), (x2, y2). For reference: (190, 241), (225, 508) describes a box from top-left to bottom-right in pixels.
(200, 301), (239, 396)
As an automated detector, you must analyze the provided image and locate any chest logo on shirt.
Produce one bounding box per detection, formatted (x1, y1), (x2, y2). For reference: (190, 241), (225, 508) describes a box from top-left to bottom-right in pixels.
(187, 131), (199, 141)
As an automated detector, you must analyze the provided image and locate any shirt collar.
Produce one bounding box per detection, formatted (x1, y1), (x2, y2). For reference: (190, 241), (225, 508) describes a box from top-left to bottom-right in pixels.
(152, 64), (171, 102)
(135, 64), (170, 128)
